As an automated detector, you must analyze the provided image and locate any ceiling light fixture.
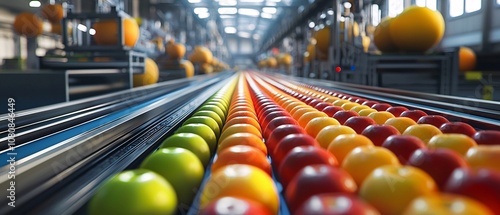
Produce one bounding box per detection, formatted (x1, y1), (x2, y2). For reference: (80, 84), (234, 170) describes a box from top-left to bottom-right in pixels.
(29, 0), (41, 8)
(224, 26), (237, 34)
(188, 0), (201, 3)
(219, 0), (237, 6)
(261, 12), (273, 19)
(194, 7), (209, 14)
(262, 7), (277, 14)
(218, 7), (237, 14)
(238, 8), (260, 17)
(198, 13), (210, 19)
(238, 31), (251, 38)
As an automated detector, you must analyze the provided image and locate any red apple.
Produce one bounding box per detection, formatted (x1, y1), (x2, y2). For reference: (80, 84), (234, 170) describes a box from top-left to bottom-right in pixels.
(302, 97), (313, 103)
(417, 115), (450, 128)
(266, 124), (306, 153)
(408, 148), (469, 190)
(272, 133), (320, 168)
(278, 146), (338, 189)
(386, 106), (409, 117)
(285, 165), (357, 213)
(263, 116), (298, 139)
(308, 99), (322, 107)
(362, 100), (379, 107)
(355, 98), (368, 104)
(333, 110), (360, 125)
(198, 196), (273, 215)
(444, 168), (500, 213)
(371, 103), (392, 111)
(314, 102), (331, 111)
(361, 125), (401, 146)
(258, 107), (285, 121)
(382, 135), (426, 164)
(256, 103), (280, 116)
(322, 106), (344, 117)
(295, 193), (380, 215)
(400, 110), (428, 122)
(343, 116), (377, 134)
(261, 111), (291, 130)
(439, 122), (476, 137)
(347, 97), (359, 102)
(472, 130), (500, 145)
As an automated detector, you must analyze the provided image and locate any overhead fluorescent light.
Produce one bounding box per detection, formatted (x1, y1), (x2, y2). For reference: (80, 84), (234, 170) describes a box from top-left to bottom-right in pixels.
(267, 0), (281, 2)
(266, 2), (277, 6)
(238, 31), (251, 38)
(260, 12), (273, 19)
(308, 21), (315, 28)
(247, 24), (256, 30)
(262, 7), (277, 14)
(239, 8), (260, 17)
(225, 26), (237, 34)
(219, 0), (237, 6)
(220, 15), (235, 19)
(327, 9), (334, 15)
(89, 28), (96, 35)
(194, 7), (208, 14)
(188, 0), (201, 3)
(198, 13), (210, 19)
(218, 7), (237, 14)
(29, 0), (41, 8)
(240, 0), (264, 2)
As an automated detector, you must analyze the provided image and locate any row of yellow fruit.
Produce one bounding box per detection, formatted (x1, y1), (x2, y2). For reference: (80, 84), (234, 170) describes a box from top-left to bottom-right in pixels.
(88, 76), (238, 215)
(258, 53), (293, 69)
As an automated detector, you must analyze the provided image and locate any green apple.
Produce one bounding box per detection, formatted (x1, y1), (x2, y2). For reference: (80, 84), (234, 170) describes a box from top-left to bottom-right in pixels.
(183, 116), (220, 137)
(176, 123), (217, 154)
(192, 110), (223, 129)
(208, 98), (229, 109)
(198, 105), (226, 122)
(140, 148), (204, 208)
(160, 133), (211, 166)
(204, 101), (227, 113)
(88, 169), (177, 215)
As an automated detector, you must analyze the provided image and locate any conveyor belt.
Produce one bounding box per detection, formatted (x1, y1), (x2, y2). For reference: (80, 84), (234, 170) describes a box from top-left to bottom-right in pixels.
(268, 73), (500, 130)
(0, 72), (237, 214)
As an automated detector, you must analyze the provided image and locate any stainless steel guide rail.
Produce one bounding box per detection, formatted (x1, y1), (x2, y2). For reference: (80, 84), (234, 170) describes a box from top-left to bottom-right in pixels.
(0, 72), (237, 214)
(269, 74), (500, 130)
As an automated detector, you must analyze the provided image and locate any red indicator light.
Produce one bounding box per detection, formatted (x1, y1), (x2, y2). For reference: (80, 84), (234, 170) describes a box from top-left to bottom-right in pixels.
(335, 67), (342, 73)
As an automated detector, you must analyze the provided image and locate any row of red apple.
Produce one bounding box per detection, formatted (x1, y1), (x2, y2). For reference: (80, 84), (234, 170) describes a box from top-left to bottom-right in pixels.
(87, 78), (239, 215)
(250, 72), (499, 214)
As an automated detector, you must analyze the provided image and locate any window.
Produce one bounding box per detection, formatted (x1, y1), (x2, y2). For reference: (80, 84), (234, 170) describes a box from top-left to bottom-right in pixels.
(449, 0), (481, 17)
(371, 4), (381, 26)
(416, 0), (437, 11)
(388, 0), (404, 17)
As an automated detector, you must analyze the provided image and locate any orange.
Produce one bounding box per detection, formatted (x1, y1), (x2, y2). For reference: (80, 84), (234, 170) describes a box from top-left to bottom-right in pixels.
(41, 4), (64, 22)
(290, 105), (314, 116)
(228, 106), (256, 116)
(13, 12), (43, 37)
(93, 18), (140, 47)
(133, 58), (159, 87)
(298, 111), (329, 128)
(384, 117), (417, 134)
(358, 108), (377, 116)
(404, 193), (494, 215)
(166, 39), (186, 60)
(266, 57), (278, 68)
(368, 111), (395, 124)
(200, 164), (279, 214)
(314, 26), (330, 55)
(217, 132), (267, 155)
(292, 108), (318, 121)
(219, 124), (262, 144)
(373, 17), (398, 53)
(284, 101), (305, 112)
(304, 117), (340, 138)
(427, 134), (477, 155)
(324, 97), (339, 103)
(315, 125), (356, 149)
(222, 116), (261, 133)
(333, 99), (350, 107)
(351, 105), (372, 113)
(403, 124), (443, 144)
(212, 145), (271, 174)
(226, 111), (258, 122)
(189, 46), (213, 64)
(341, 146), (400, 186)
(389, 6), (445, 52)
(465, 145), (500, 172)
(328, 134), (374, 165)
(341, 102), (360, 111)
(459, 47), (476, 72)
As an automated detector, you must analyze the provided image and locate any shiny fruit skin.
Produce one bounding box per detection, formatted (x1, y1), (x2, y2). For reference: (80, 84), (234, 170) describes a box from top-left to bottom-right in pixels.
(296, 193), (381, 215)
(88, 169), (177, 215)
